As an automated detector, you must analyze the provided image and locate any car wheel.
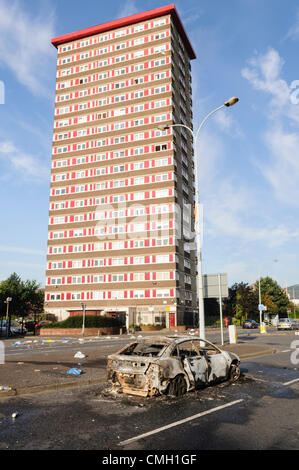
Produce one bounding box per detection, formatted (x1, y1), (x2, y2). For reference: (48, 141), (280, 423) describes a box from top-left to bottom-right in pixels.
(168, 375), (187, 397)
(229, 364), (241, 382)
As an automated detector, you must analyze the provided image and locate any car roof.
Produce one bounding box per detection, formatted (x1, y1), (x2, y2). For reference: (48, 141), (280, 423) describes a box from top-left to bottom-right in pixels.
(125, 335), (212, 346)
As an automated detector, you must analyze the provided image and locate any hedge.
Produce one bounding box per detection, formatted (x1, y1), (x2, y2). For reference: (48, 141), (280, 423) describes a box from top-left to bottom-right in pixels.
(40, 315), (122, 329)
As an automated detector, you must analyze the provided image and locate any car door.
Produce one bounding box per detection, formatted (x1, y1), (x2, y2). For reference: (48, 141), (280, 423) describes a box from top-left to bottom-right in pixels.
(194, 340), (229, 382)
(176, 340), (208, 387)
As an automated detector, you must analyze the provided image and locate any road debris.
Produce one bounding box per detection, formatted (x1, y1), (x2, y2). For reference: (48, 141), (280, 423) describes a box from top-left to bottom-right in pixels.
(12, 412), (19, 419)
(0, 386), (12, 391)
(74, 351), (86, 359)
(67, 368), (83, 376)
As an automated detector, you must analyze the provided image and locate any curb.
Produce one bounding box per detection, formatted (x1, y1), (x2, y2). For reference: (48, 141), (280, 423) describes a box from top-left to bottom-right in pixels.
(0, 377), (106, 399)
(238, 348), (277, 360)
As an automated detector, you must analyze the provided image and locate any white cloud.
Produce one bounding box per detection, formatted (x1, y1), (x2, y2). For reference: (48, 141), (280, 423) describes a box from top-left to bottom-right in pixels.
(241, 48), (299, 123)
(0, 0), (56, 96)
(242, 48), (299, 205)
(212, 108), (243, 138)
(261, 126), (299, 206)
(0, 140), (49, 182)
(198, 130), (299, 248)
(176, 4), (202, 26)
(203, 179), (299, 247)
(117, 0), (139, 19)
(285, 11), (299, 41)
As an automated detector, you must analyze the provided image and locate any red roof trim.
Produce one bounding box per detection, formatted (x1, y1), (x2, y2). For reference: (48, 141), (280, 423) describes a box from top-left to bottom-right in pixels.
(51, 4), (196, 59)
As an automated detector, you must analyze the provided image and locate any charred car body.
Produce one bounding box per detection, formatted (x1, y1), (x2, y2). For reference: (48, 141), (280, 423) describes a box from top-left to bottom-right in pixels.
(107, 336), (240, 397)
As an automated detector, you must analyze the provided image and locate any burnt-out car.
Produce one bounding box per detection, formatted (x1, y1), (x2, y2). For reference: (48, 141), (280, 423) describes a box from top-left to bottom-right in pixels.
(107, 336), (240, 397)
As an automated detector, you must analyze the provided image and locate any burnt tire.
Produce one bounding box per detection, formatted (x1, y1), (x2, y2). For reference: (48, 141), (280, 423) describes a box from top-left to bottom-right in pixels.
(168, 375), (187, 397)
(229, 364), (241, 382)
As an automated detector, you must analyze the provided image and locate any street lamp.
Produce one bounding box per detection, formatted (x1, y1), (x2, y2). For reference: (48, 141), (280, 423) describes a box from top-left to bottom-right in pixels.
(158, 97), (239, 340)
(81, 303), (86, 337)
(4, 297), (12, 338)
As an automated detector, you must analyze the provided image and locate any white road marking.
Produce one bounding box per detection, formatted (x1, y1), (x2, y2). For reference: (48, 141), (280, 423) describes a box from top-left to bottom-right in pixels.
(281, 349), (291, 353)
(245, 374), (268, 383)
(119, 399), (244, 446)
(283, 378), (299, 386)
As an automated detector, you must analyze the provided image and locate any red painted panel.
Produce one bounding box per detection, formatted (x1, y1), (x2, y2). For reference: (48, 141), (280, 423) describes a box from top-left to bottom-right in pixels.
(51, 5), (196, 60)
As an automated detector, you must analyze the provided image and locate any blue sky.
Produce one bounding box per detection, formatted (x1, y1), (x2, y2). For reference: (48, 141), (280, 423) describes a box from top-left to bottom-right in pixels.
(0, 0), (298, 289)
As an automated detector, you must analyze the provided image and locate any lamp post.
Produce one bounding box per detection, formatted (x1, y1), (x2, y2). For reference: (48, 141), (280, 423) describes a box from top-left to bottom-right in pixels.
(81, 303), (86, 337)
(158, 97), (239, 339)
(4, 297), (12, 338)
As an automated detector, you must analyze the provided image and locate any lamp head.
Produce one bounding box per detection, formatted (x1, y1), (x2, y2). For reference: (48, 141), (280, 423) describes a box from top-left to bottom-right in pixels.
(224, 97), (239, 107)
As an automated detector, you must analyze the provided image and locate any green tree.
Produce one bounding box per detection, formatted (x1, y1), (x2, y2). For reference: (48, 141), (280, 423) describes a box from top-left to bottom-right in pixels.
(223, 283), (238, 318)
(235, 283), (259, 321)
(224, 282), (258, 322)
(254, 277), (291, 315)
(0, 273), (44, 319)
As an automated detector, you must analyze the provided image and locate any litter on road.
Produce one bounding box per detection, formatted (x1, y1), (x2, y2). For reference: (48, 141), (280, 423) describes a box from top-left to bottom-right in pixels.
(74, 351), (86, 359)
(0, 386), (12, 391)
(67, 368), (83, 376)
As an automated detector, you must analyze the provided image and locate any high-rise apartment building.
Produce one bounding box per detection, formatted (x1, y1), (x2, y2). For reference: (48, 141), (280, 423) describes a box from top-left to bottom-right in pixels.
(45, 4), (197, 328)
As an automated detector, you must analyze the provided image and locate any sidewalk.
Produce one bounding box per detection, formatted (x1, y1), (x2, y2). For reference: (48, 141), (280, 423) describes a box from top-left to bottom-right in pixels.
(220, 342), (276, 359)
(0, 343), (108, 397)
(0, 336), (277, 398)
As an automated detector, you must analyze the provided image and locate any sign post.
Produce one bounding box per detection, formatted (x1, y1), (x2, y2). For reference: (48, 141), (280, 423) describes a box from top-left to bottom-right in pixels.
(218, 274), (224, 345)
(258, 304), (266, 333)
(203, 273), (228, 345)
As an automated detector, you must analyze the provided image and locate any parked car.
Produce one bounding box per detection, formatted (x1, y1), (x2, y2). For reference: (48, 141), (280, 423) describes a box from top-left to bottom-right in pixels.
(242, 320), (258, 329)
(107, 336), (240, 397)
(277, 318), (299, 330)
(35, 320), (52, 329)
(0, 320), (26, 336)
(24, 320), (36, 333)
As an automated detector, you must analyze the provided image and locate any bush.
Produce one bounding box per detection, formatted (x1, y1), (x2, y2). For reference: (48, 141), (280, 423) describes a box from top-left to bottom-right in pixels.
(41, 315), (122, 329)
(205, 316), (220, 326)
(129, 324), (141, 331)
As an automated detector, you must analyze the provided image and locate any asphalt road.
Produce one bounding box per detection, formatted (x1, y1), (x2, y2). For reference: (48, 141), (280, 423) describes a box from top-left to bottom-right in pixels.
(0, 331), (298, 450)
(2, 326), (294, 358)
